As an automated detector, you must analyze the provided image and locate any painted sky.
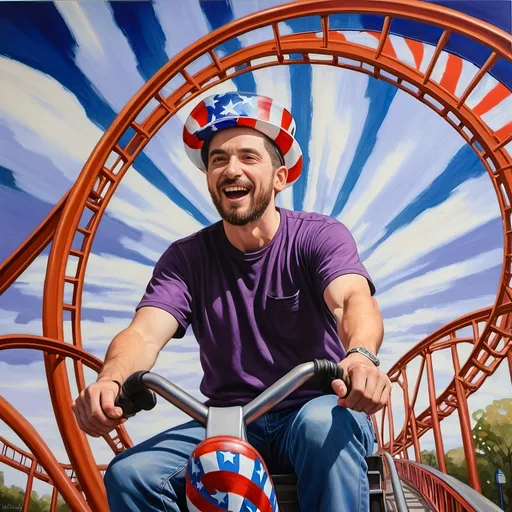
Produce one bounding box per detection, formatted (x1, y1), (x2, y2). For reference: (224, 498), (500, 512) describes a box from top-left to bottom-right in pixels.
(0, 0), (511, 495)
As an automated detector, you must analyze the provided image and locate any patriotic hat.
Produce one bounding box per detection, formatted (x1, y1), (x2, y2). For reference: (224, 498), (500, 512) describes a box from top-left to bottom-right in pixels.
(186, 435), (279, 511)
(183, 91), (303, 187)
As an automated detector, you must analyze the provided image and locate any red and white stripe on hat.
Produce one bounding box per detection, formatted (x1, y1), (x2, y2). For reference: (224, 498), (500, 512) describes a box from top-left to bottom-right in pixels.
(183, 92), (303, 187)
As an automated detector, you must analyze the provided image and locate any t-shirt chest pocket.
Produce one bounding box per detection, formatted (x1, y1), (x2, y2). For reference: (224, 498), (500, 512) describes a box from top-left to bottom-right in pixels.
(264, 289), (305, 339)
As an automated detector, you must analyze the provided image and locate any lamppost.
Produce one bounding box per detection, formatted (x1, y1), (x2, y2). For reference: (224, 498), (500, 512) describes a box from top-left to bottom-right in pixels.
(495, 469), (506, 511)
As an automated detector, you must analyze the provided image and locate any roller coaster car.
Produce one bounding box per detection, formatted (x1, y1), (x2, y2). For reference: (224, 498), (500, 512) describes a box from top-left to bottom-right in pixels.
(115, 359), (387, 511)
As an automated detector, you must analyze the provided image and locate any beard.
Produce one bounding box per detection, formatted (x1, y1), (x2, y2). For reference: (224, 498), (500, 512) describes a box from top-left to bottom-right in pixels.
(209, 176), (275, 226)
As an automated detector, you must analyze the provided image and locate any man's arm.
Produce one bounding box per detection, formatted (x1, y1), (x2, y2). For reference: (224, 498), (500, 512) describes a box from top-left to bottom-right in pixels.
(97, 306), (180, 384)
(324, 273), (391, 415)
(72, 306), (180, 437)
(324, 273), (383, 354)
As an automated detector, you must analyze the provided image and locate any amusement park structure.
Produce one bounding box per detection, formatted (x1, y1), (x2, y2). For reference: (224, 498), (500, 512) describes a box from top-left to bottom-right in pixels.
(0, 0), (511, 510)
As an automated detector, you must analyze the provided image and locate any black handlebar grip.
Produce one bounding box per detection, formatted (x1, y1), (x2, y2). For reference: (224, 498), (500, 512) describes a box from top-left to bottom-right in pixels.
(114, 371), (157, 418)
(313, 359), (351, 398)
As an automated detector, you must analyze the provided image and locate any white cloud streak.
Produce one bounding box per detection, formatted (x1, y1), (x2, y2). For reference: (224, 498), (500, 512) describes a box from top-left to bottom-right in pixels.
(377, 248), (502, 310)
(384, 294), (496, 336)
(339, 89), (468, 251)
(54, 2), (220, 222)
(304, 67), (370, 215)
(364, 173), (500, 282)
(55, 1), (145, 112)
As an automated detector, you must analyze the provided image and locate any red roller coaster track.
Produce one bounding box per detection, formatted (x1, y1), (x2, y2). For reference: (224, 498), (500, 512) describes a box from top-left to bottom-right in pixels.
(0, 1), (510, 510)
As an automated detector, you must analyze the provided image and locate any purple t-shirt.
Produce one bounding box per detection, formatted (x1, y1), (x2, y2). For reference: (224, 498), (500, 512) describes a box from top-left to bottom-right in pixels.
(137, 208), (374, 409)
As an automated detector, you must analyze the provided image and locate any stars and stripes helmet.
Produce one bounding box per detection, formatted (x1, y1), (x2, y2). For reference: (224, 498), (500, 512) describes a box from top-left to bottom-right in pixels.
(183, 91), (303, 188)
(186, 435), (279, 512)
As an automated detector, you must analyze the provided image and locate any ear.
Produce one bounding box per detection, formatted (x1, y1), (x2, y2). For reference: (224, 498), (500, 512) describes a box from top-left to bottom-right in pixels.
(273, 165), (288, 193)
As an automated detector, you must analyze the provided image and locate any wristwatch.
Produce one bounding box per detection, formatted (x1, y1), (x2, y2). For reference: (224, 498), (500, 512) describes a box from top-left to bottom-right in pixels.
(345, 347), (380, 366)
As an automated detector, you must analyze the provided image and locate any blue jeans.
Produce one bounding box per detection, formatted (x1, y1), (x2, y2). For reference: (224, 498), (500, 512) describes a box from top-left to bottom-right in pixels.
(104, 395), (375, 511)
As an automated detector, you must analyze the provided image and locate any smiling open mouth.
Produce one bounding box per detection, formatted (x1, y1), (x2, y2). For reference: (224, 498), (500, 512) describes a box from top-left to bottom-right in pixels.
(223, 186), (250, 200)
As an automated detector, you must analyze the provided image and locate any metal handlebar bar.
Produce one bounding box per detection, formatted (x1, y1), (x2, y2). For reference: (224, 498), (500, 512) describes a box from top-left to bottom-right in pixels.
(115, 359), (351, 425)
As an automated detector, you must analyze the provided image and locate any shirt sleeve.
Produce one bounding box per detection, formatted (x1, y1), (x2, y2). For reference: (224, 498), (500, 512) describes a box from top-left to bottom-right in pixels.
(136, 244), (193, 338)
(310, 220), (375, 296)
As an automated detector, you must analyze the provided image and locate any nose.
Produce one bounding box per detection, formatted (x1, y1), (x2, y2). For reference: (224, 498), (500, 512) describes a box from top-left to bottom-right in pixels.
(224, 155), (243, 179)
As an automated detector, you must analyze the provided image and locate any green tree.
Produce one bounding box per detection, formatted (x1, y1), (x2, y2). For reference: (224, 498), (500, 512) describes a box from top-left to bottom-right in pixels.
(414, 399), (511, 510)
(0, 470), (71, 511)
(420, 449), (438, 469)
(472, 398), (512, 511)
(445, 447), (469, 484)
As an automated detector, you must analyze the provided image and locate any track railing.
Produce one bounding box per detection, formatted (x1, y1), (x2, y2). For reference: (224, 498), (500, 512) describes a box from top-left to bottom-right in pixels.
(395, 459), (503, 511)
(381, 451), (409, 512)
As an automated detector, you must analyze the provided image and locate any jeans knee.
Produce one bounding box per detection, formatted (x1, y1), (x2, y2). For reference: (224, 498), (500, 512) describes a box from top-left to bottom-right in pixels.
(292, 395), (373, 452)
(104, 449), (151, 496)
(291, 396), (337, 450)
(104, 453), (130, 494)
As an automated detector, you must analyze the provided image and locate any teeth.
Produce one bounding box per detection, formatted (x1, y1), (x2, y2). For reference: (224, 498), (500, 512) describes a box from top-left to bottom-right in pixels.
(224, 186), (249, 192)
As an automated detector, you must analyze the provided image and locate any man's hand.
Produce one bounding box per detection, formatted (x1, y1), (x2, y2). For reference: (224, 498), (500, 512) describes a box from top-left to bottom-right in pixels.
(72, 380), (127, 438)
(331, 353), (391, 415)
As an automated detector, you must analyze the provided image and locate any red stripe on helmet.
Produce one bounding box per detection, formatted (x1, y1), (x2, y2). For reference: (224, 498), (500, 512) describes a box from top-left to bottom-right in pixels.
(186, 482), (223, 511)
(183, 128), (203, 149)
(193, 436), (257, 460)
(274, 130), (293, 156)
(257, 96), (272, 121)
(191, 101), (209, 127)
(281, 109), (293, 131)
(287, 155), (303, 183)
(201, 472), (273, 512)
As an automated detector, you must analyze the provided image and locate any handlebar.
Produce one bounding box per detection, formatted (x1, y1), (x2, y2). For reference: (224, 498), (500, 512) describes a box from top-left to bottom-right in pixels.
(114, 359), (351, 426)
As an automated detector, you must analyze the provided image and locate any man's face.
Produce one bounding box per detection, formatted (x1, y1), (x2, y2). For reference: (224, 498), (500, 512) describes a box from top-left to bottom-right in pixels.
(205, 127), (283, 226)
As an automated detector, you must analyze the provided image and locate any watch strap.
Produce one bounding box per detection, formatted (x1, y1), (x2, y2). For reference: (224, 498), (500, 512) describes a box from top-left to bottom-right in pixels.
(345, 347), (380, 366)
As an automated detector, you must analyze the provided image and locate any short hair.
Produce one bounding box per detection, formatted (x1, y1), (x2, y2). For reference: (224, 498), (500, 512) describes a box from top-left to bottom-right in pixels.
(201, 132), (285, 171)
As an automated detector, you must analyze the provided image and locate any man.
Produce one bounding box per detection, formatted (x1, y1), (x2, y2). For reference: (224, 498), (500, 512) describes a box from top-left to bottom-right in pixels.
(72, 92), (391, 511)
